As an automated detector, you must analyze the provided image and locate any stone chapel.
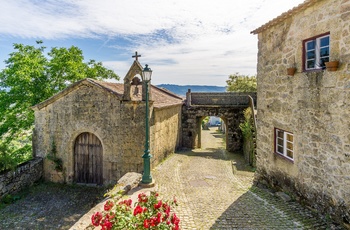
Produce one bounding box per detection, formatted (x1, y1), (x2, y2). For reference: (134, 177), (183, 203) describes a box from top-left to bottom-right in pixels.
(32, 60), (183, 185)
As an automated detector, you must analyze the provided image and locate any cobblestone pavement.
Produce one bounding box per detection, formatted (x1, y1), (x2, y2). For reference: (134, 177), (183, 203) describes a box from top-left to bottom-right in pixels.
(152, 129), (343, 230)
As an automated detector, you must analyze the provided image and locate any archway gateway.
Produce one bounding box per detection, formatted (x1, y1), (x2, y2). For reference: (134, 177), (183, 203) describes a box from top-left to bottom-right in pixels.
(74, 132), (103, 185)
(182, 91), (256, 152)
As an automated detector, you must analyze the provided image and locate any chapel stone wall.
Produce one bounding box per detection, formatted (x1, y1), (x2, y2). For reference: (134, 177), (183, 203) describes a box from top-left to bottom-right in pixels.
(33, 83), (145, 185)
(33, 81), (183, 185)
(150, 105), (182, 166)
(255, 0), (350, 224)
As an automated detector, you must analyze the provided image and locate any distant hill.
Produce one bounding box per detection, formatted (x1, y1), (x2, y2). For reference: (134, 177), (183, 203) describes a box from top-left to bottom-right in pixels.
(157, 84), (226, 97)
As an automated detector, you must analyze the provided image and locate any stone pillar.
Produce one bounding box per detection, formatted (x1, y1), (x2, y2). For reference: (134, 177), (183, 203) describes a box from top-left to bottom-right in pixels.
(186, 89), (191, 106)
(226, 111), (244, 152)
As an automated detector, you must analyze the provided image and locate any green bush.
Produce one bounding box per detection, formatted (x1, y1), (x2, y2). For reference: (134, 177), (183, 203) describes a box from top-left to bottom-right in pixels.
(239, 107), (256, 167)
(239, 107), (253, 139)
(0, 139), (32, 172)
(1, 194), (21, 204)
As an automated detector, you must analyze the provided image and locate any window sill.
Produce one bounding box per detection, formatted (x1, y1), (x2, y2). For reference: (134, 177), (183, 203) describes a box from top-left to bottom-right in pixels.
(303, 68), (325, 73)
(274, 152), (294, 163)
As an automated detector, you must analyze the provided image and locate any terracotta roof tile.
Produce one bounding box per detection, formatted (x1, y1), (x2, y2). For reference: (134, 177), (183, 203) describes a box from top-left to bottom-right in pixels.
(91, 79), (183, 109)
(33, 78), (183, 110)
(251, 0), (319, 34)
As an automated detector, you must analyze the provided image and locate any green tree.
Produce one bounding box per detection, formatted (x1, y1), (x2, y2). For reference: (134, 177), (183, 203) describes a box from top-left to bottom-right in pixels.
(226, 72), (257, 92)
(0, 41), (118, 171)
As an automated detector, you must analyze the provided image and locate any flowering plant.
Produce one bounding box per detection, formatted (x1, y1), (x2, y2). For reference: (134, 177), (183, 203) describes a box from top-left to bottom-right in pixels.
(87, 191), (180, 230)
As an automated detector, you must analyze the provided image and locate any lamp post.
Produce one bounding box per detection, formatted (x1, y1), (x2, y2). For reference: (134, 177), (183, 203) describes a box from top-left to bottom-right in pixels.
(141, 64), (154, 185)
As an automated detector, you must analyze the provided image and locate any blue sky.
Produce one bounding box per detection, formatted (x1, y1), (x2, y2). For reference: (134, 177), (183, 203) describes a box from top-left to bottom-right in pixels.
(0, 0), (304, 86)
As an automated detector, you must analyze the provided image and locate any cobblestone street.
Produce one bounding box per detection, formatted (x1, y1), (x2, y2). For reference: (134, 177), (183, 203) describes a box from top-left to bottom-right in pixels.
(152, 129), (341, 229)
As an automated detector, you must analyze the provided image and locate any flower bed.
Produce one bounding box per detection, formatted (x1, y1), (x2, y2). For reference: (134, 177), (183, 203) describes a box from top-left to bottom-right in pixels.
(88, 191), (180, 230)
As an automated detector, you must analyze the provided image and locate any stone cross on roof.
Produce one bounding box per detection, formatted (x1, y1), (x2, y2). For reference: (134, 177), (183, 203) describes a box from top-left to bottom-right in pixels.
(132, 51), (141, 61)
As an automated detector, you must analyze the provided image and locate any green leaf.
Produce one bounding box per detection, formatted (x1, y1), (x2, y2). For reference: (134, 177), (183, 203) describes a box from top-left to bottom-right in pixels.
(226, 72), (257, 92)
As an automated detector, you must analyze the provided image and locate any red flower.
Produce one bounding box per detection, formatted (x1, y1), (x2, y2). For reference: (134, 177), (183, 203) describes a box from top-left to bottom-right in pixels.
(126, 199), (132, 207)
(173, 196), (177, 204)
(171, 213), (180, 225)
(149, 217), (157, 227)
(154, 200), (162, 209)
(156, 212), (162, 224)
(118, 199), (132, 207)
(100, 218), (113, 230)
(105, 213), (115, 220)
(91, 212), (103, 226)
(138, 193), (148, 203)
(104, 200), (114, 211)
(133, 205), (143, 216)
(163, 204), (171, 217)
(143, 219), (150, 228)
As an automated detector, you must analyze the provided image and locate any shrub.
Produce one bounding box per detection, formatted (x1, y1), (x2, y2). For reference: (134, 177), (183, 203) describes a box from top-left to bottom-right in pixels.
(0, 140), (32, 172)
(87, 191), (180, 230)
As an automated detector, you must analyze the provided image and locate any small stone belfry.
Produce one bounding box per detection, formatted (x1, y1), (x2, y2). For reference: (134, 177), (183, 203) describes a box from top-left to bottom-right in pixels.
(123, 52), (150, 102)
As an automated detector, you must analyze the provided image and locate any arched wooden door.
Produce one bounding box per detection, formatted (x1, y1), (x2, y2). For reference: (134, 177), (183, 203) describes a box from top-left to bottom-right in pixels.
(74, 132), (103, 185)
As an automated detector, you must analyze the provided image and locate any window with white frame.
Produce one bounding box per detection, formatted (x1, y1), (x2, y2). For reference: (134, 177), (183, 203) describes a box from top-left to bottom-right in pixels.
(275, 128), (294, 160)
(303, 33), (330, 71)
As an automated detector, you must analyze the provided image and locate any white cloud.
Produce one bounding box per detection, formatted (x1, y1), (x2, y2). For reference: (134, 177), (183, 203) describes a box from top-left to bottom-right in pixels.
(0, 0), (305, 85)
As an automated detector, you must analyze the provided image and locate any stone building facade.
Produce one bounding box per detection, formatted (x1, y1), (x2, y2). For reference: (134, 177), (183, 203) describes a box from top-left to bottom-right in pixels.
(32, 61), (182, 185)
(251, 0), (350, 226)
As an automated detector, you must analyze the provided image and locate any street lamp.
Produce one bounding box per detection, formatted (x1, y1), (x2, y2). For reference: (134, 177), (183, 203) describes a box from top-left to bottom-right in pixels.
(140, 64), (154, 185)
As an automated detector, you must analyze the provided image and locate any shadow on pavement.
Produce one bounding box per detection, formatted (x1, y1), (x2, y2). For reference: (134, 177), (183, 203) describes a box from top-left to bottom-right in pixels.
(210, 131), (224, 139)
(175, 148), (255, 173)
(210, 186), (343, 229)
(0, 182), (107, 230)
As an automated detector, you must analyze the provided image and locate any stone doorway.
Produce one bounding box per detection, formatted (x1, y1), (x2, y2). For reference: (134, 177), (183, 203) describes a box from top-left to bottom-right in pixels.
(199, 116), (226, 149)
(74, 132), (103, 185)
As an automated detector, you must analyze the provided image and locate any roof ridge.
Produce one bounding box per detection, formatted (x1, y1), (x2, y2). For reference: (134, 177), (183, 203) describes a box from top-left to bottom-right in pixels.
(151, 85), (184, 100)
(32, 78), (122, 110)
(85, 79), (124, 98)
(251, 0), (319, 34)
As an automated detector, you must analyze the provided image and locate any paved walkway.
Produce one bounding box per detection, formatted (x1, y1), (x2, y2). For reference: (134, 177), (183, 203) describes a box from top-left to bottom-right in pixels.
(151, 128), (341, 229)
(71, 128), (342, 229)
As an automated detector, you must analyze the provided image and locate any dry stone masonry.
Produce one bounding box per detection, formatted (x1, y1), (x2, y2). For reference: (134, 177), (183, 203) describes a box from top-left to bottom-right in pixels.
(0, 158), (43, 199)
(252, 0), (350, 226)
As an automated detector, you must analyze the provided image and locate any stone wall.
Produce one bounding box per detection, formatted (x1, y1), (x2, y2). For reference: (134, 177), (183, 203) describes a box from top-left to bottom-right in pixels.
(255, 0), (350, 225)
(151, 105), (182, 166)
(186, 90), (256, 106)
(0, 158), (43, 199)
(189, 92), (256, 106)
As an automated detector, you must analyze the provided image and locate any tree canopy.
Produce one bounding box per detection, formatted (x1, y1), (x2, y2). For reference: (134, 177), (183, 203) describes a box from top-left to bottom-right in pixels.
(0, 41), (118, 171)
(226, 73), (257, 92)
